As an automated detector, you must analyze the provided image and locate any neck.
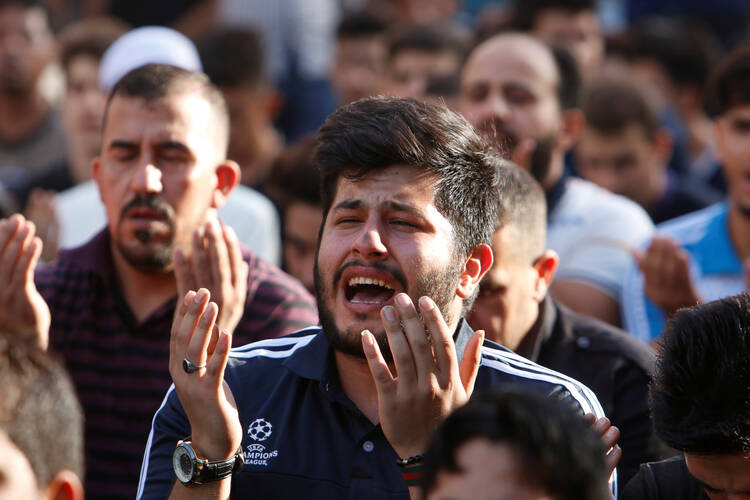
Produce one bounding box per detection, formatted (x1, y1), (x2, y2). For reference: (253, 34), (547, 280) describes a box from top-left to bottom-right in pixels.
(335, 350), (381, 424)
(728, 201), (750, 262)
(110, 244), (177, 323)
(516, 302), (544, 360)
(540, 151), (565, 191)
(643, 168), (669, 211)
(683, 111), (713, 160)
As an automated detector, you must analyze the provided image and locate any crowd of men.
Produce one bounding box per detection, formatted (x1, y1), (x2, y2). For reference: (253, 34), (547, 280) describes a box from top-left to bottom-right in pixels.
(1, 0), (750, 499)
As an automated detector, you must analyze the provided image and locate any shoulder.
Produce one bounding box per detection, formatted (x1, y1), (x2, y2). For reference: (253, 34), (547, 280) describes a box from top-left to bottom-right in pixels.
(557, 305), (656, 373)
(622, 456), (704, 500)
(656, 201), (726, 246)
(35, 232), (108, 285)
(477, 341), (605, 417)
(228, 327), (320, 364)
(557, 178), (654, 229)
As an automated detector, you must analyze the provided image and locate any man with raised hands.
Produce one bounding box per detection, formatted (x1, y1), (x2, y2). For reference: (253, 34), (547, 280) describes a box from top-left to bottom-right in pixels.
(0, 63), (317, 500)
(137, 97), (616, 500)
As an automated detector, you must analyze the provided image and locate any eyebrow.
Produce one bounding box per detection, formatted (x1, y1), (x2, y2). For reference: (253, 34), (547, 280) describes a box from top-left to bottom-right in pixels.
(331, 199), (423, 215)
(107, 139), (136, 151)
(155, 140), (191, 152)
(332, 199), (363, 211)
(382, 200), (422, 215)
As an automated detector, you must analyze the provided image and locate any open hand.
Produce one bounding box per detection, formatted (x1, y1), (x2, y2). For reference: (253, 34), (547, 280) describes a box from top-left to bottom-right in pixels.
(583, 413), (621, 481)
(173, 219), (249, 334)
(633, 235), (700, 317)
(168, 288), (242, 461)
(24, 189), (59, 262)
(0, 214), (50, 348)
(361, 293), (484, 460)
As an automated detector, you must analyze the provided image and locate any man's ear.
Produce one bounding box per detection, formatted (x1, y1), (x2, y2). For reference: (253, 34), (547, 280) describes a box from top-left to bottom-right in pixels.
(211, 160), (241, 209)
(261, 87), (284, 120)
(456, 243), (494, 299)
(558, 108), (585, 151)
(531, 249), (559, 302)
(91, 156), (105, 204)
(42, 469), (84, 500)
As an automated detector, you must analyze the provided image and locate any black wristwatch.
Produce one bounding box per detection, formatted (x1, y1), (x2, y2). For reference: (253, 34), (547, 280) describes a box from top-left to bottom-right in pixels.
(173, 440), (244, 485)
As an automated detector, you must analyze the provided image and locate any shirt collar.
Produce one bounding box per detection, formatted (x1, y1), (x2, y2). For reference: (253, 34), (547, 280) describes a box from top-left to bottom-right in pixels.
(56, 228), (117, 286)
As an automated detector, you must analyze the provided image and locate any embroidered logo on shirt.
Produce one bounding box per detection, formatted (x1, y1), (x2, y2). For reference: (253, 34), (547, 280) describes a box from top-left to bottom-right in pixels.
(248, 418), (273, 441)
(245, 418), (279, 466)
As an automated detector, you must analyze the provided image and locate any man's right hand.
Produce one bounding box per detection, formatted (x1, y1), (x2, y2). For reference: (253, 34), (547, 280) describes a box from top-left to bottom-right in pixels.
(169, 288), (242, 463)
(0, 214), (50, 348)
(633, 235), (701, 318)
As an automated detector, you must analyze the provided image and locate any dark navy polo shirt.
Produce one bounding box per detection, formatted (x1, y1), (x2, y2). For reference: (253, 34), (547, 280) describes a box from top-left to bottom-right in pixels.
(137, 322), (605, 499)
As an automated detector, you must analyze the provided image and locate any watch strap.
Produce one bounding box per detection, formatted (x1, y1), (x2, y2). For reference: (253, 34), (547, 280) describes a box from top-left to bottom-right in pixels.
(184, 441), (244, 485)
(194, 453), (241, 484)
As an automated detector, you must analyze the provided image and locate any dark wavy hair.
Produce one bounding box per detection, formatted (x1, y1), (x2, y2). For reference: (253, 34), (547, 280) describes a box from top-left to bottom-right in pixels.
(314, 96), (502, 262)
(650, 292), (750, 453)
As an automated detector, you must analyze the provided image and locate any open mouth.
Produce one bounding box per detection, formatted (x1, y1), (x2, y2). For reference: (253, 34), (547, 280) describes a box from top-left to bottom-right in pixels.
(345, 276), (396, 305)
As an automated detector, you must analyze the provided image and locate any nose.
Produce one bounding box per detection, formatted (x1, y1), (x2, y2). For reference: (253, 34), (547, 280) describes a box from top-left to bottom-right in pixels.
(487, 93), (511, 121)
(352, 221), (388, 260)
(130, 159), (163, 194)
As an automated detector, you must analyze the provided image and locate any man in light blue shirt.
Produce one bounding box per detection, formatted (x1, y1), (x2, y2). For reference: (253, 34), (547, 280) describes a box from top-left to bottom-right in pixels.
(622, 45), (750, 342)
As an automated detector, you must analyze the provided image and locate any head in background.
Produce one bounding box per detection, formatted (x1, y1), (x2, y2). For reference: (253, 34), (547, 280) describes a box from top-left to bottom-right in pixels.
(460, 33), (584, 189)
(57, 17), (128, 184)
(266, 135), (321, 293)
(199, 26), (282, 188)
(707, 45), (750, 218)
(331, 11), (389, 105)
(385, 24), (466, 100)
(422, 388), (610, 500)
(0, 0), (53, 99)
(0, 334), (84, 500)
(467, 165), (557, 354)
(512, 0), (603, 81)
(651, 292), (750, 497)
(576, 78), (673, 212)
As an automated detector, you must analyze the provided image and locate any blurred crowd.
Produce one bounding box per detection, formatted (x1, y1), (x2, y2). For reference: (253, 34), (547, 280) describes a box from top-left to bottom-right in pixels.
(2, 0), (750, 499)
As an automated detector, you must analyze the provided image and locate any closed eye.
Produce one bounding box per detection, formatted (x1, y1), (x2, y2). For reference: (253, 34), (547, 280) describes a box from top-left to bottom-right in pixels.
(391, 219), (417, 228)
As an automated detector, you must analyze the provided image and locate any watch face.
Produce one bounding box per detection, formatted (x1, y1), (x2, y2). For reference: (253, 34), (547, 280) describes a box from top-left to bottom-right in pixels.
(173, 444), (195, 484)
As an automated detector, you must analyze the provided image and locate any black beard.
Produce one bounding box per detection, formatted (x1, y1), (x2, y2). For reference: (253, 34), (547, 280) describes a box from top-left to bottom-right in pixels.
(527, 135), (556, 185)
(115, 194), (176, 273)
(313, 252), (463, 361)
(477, 120), (556, 185)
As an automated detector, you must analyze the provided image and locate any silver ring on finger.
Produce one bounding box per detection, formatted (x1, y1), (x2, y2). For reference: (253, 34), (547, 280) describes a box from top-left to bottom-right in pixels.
(182, 357), (206, 374)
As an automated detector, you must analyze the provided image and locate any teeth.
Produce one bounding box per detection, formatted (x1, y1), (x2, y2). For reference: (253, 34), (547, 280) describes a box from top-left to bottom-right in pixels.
(347, 277), (394, 290)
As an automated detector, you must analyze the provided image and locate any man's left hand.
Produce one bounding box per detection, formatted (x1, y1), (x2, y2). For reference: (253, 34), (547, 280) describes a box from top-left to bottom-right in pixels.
(173, 219), (249, 334)
(361, 293), (484, 460)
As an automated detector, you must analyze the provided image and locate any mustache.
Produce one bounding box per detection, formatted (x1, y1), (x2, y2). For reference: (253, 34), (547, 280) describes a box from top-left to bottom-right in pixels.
(332, 260), (407, 291)
(120, 194), (175, 225)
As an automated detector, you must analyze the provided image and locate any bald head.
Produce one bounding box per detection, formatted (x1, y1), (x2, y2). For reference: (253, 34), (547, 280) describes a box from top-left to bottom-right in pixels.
(464, 33), (559, 89)
(459, 33), (566, 186)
